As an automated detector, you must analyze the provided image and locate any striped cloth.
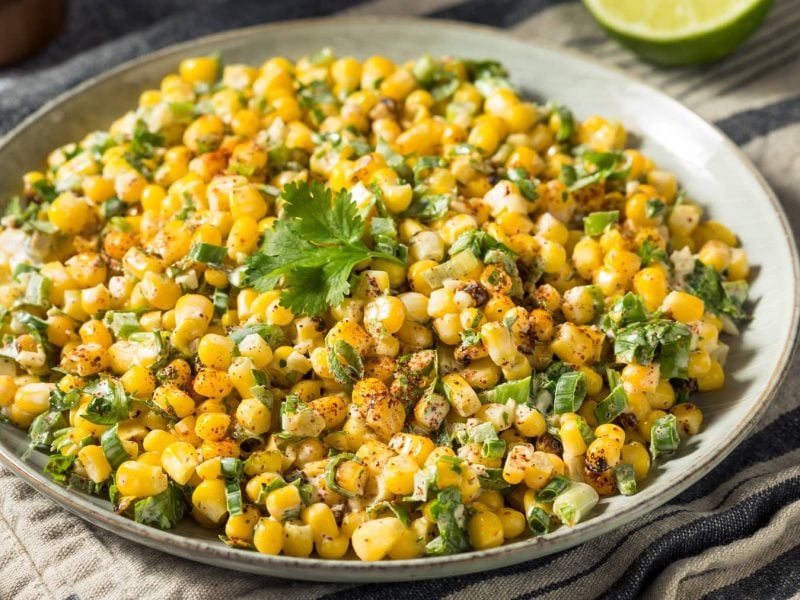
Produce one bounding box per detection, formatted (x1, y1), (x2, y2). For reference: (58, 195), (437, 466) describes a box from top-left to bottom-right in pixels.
(2, 0), (799, 598)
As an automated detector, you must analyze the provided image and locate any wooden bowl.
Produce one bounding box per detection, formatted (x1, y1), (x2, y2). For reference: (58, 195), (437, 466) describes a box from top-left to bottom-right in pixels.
(0, 0), (66, 65)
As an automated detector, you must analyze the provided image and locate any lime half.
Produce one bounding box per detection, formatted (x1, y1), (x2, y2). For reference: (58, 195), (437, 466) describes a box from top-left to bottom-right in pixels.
(582, 0), (773, 66)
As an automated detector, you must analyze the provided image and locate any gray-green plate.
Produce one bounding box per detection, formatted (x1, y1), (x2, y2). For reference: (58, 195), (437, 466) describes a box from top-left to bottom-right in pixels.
(0, 17), (797, 583)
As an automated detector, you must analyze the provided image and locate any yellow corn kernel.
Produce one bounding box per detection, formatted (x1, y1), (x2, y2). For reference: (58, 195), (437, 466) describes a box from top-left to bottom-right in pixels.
(351, 517), (406, 561)
(152, 384), (195, 419)
(160, 441), (200, 485)
(560, 420), (588, 457)
(142, 429), (178, 454)
(302, 503), (340, 544)
(646, 380), (676, 411)
(671, 402), (704, 436)
(688, 350), (712, 378)
(468, 510), (504, 550)
(195, 412), (231, 442)
(78, 445), (112, 483)
(179, 56), (219, 84)
(621, 364), (660, 394)
(662, 291), (705, 323)
(550, 323), (596, 366)
(382, 454), (420, 496)
(192, 478), (228, 526)
(698, 240), (731, 273)
(116, 460), (168, 498)
(621, 441), (650, 480)
(585, 437), (622, 472)
(696, 359), (725, 391)
(514, 404), (547, 437)
(595, 423), (625, 445)
(266, 484), (302, 522)
(47, 193), (92, 234)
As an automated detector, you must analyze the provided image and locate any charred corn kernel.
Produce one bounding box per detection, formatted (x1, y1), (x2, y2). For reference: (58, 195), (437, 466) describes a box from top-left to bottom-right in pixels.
(236, 397), (272, 435)
(116, 460), (168, 498)
(697, 359), (725, 391)
(621, 442), (650, 480)
(671, 403), (704, 436)
(585, 437), (622, 472)
(351, 517), (406, 561)
(78, 445), (112, 483)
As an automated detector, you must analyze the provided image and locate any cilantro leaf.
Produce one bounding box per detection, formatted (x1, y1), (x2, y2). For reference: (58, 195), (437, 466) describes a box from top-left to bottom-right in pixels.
(425, 488), (471, 555)
(614, 320), (692, 379)
(243, 182), (400, 316)
(684, 259), (748, 323)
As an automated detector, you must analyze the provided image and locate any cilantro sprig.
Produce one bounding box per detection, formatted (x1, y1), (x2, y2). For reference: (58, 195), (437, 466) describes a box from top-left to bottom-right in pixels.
(242, 181), (401, 316)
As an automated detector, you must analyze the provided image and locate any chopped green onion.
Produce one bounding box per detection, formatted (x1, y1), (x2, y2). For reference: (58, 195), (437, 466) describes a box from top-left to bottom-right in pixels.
(536, 474), (571, 502)
(482, 438), (506, 459)
(553, 371), (587, 414)
(576, 418), (595, 446)
(478, 467), (511, 491)
(325, 452), (358, 499)
(228, 323), (284, 347)
(552, 482), (599, 526)
(526, 505), (552, 535)
(133, 482), (186, 530)
(213, 288), (229, 316)
(469, 422), (497, 444)
(101, 197), (126, 219)
(594, 385), (628, 425)
(583, 211), (619, 236)
(220, 457), (245, 517)
(328, 340), (364, 387)
(23, 272), (51, 307)
(28, 410), (66, 448)
(101, 424), (130, 468)
(43, 454), (76, 484)
(366, 501), (410, 526)
(479, 376), (531, 405)
(615, 463), (637, 496)
(650, 414), (680, 460)
(188, 242), (226, 265)
(103, 311), (141, 339)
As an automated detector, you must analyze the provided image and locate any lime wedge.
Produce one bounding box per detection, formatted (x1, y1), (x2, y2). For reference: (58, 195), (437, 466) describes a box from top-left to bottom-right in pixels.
(582, 0), (773, 66)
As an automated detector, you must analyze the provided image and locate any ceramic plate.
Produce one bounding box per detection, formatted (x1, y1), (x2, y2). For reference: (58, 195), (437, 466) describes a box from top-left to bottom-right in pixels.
(0, 17), (797, 583)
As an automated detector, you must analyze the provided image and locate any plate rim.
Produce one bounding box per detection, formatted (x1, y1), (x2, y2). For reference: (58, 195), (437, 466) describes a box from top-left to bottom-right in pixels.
(0, 15), (798, 582)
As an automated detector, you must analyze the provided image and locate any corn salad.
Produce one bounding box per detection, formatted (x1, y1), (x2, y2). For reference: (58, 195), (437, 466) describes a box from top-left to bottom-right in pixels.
(0, 49), (749, 561)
